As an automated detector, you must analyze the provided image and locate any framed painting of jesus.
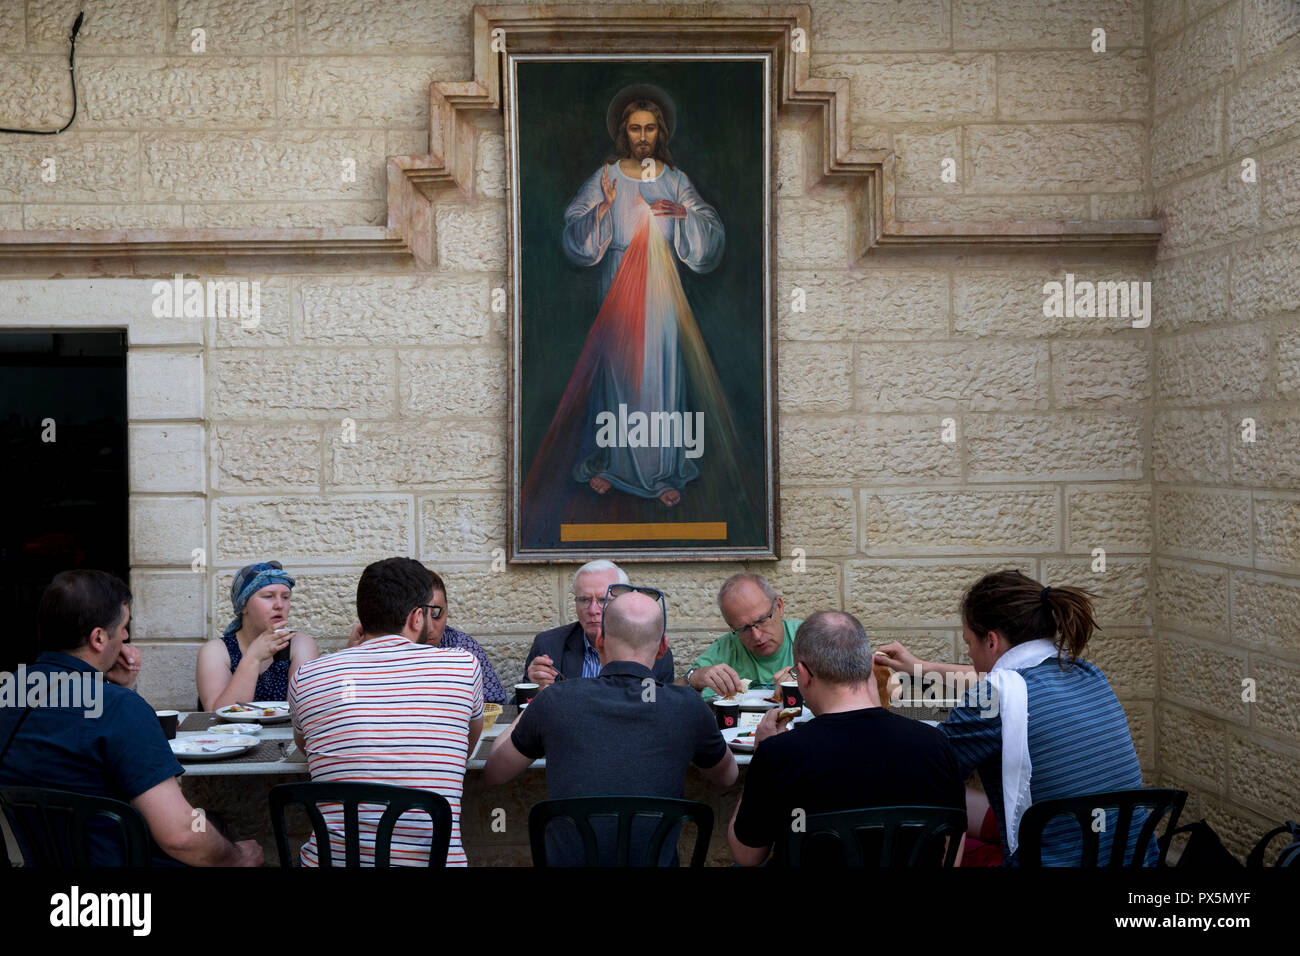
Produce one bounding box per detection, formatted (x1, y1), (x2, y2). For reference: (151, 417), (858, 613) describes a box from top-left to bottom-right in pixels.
(506, 52), (777, 561)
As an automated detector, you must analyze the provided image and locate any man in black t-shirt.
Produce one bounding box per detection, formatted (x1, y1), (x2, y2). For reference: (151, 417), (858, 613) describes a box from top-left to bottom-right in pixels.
(485, 587), (737, 864)
(729, 611), (965, 866)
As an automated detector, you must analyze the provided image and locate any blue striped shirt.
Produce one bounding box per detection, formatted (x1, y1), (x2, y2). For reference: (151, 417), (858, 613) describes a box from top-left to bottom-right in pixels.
(581, 637), (601, 679)
(941, 657), (1150, 866)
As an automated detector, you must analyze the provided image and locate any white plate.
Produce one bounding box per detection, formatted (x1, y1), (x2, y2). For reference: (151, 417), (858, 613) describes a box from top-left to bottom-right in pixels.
(712, 688), (783, 711)
(215, 702), (291, 724)
(206, 723), (260, 735)
(171, 734), (259, 760)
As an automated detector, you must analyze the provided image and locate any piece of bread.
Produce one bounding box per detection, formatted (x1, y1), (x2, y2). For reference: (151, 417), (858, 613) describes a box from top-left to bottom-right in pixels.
(777, 706), (803, 722)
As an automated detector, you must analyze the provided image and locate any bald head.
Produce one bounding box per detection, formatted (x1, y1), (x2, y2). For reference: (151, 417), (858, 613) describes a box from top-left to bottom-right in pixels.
(601, 590), (665, 656)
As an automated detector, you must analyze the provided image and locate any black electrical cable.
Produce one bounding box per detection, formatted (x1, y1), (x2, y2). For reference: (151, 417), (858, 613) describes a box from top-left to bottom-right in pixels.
(0, 13), (85, 135)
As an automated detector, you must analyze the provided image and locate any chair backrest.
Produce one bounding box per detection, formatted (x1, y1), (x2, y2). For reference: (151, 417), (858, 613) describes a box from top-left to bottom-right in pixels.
(779, 805), (966, 867)
(1017, 788), (1187, 867)
(268, 782), (452, 867)
(528, 796), (714, 867)
(0, 786), (152, 867)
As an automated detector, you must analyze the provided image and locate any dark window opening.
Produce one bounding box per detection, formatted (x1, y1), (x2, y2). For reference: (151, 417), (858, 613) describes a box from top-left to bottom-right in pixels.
(0, 331), (128, 672)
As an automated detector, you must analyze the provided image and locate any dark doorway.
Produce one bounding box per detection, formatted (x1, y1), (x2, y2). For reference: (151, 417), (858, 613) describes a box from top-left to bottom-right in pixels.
(0, 332), (128, 673)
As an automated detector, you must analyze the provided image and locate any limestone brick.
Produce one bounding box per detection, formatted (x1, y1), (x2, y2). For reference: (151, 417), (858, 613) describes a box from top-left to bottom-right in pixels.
(1155, 487), (1253, 563)
(966, 124), (1144, 193)
(1157, 701), (1227, 790)
(779, 343), (854, 412)
(779, 488), (858, 556)
(1160, 632), (1251, 724)
(131, 497), (206, 566)
(810, 54), (995, 123)
(1152, 251), (1230, 331)
(419, 492), (507, 561)
(143, 131), (385, 202)
(860, 487), (1058, 554)
(23, 204), (183, 230)
(1155, 559), (1229, 637)
(1052, 340), (1149, 407)
(892, 127), (962, 195)
(211, 495), (413, 565)
(1153, 1), (1239, 114)
(0, 133), (138, 203)
(130, 570), (206, 642)
(966, 414), (1144, 482)
(1251, 653), (1300, 740)
(777, 271), (949, 341)
(173, 0), (296, 53)
(1232, 227), (1300, 321)
(1152, 410), (1228, 484)
(209, 350), (394, 420)
(810, 0), (950, 52)
(1231, 408), (1300, 487)
(1066, 485), (1153, 554)
(1156, 325), (1270, 405)
(398, 348), (507, 418)
(1152, 91), (1223, 187)
(1158, 165), (1261, 256)
(129, 423), (205, 494)
(1253, 493), (1300, 573)
(1231, 571), (1300, 653)
(185, 201), (385, 229)
(1228, 57), (1300, 152)
(435, 203), (506, 271)
(997, 51), (1147, 121)
(776, 196), (850, 268)
(299, 276), (499, 345)
(857, 342), (1048, 411)
(778, 414), (961, 484)
(213, 424), (322, 490)
(954, 0), (1143, 48)
(279, 56), (468, 128)
(1226, 736), (1300, 817)
(953, 269), (1151, 337)
(128, 351), (205, 420)
(329, 422), (505, 490)
(80, 58), (275, 128)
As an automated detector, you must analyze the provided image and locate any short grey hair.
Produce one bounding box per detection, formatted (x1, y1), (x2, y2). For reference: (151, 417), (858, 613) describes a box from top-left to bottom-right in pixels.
(793, 611), (874, 686)
(716, 572), (777, 611)
(572, 560), (629, 594)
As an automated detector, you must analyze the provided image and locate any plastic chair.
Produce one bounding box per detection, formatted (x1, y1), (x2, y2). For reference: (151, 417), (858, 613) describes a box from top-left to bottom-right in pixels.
(779, 805), (966, 867)
(269, 782), (452, 867)
(1017, 787), (1186, 867)
(528, 796), (714, 867)
(0, 786), (152, 867)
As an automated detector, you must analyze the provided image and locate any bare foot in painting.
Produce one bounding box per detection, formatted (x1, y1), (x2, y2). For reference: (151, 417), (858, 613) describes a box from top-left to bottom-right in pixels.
(658, 489), (682, 507)
(590, 477), (611, 495)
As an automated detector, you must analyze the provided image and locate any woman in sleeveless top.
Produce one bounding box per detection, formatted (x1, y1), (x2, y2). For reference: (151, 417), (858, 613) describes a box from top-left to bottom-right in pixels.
(196, 561), (319, 712)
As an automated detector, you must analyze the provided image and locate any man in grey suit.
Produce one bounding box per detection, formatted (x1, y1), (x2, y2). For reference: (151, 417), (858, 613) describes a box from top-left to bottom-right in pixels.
(524, 560), (675, 686)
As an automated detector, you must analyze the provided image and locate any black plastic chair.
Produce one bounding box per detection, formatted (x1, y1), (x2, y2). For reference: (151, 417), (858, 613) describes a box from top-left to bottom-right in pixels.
(528, 796), (714, 867)
(778, 805), (966, 867)
(269, 782), (453, 867)
(0, 786), (152, 867)
(1017, 787), (1186, 867)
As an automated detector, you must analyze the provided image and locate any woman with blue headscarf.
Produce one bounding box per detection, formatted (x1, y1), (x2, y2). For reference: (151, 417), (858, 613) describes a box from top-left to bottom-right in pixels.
(196, 561), (319, 712)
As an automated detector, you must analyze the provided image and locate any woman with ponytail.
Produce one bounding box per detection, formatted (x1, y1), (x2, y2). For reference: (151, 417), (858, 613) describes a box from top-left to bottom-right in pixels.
(874, 569), (1148, 866)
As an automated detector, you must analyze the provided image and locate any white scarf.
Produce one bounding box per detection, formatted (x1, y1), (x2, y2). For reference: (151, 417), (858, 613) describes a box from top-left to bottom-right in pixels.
(985, 638), (1056, 857)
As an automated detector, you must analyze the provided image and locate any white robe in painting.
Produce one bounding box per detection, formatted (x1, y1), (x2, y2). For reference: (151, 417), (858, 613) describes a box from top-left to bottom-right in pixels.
(560, 162), (726, 498)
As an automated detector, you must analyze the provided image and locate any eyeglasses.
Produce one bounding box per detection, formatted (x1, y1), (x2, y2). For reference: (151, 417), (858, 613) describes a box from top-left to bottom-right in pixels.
(599, 584), (668, 636)
(417, 605), (445, 620)
(732, 598), (777, 635)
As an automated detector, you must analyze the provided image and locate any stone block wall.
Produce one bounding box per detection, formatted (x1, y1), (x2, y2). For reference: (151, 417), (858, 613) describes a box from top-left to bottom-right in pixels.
(0, 0), (1296, 855)
(1150, 0), (1300, 860)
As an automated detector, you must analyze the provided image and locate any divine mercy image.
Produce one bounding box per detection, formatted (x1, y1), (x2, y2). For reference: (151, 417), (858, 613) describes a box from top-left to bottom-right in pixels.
(514, 63), (772, 557)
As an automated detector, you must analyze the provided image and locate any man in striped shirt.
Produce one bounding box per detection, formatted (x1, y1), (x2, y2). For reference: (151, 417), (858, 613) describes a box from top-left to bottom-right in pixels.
(290, 557), (483, 866)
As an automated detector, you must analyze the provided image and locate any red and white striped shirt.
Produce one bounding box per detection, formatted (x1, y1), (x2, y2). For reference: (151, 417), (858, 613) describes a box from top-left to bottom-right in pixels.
(288, 635), (483, 867)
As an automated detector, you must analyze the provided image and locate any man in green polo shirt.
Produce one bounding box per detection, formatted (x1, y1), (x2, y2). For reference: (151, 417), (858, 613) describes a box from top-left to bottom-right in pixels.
(683, 573), (802, 701)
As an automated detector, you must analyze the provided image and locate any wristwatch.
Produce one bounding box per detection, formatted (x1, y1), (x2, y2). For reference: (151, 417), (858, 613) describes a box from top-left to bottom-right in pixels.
(684, 666), (699, 688)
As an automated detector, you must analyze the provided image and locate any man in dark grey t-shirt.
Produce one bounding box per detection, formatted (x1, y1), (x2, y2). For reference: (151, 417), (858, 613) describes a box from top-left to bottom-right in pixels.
(485, 587), (737, 863)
